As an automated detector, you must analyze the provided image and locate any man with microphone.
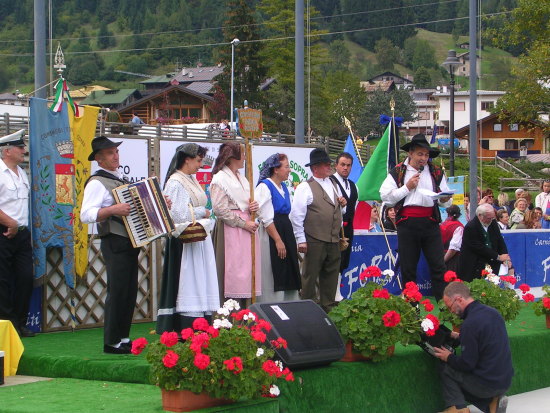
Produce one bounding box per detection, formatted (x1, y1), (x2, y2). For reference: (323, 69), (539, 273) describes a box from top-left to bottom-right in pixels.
(380, 134), (452, 302)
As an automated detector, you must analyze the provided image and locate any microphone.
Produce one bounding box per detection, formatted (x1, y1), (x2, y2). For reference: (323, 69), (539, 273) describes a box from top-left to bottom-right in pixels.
(418, 165), (424, 174)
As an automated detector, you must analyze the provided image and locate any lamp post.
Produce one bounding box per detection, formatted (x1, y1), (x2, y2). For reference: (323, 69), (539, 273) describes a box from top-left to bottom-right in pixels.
(442, 50), (460, 176)
(230, 38), (240, 129)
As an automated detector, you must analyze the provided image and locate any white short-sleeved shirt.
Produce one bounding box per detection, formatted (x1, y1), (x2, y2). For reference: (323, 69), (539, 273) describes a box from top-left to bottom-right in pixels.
(0, 159), (29, 226)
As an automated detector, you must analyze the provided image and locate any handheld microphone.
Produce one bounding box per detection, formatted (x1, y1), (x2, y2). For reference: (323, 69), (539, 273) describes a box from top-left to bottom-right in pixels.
(418, 165), (424, 174)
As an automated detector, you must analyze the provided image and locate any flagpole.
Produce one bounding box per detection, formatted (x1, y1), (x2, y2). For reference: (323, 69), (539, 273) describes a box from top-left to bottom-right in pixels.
(389, 98), (398, 167)
(343, 116), (364, 167)
(245, 136), (257, 304)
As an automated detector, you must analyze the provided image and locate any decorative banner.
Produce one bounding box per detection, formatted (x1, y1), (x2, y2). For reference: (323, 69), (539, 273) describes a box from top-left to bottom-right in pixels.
(70, 105), (100, 277)
(237, 109), (263, 139)
(29, 98), (75, 287)
(439, 175), (466, 225)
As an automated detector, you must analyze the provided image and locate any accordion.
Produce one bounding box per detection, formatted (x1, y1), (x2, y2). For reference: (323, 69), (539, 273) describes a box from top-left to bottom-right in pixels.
(112, 177), (175, 248)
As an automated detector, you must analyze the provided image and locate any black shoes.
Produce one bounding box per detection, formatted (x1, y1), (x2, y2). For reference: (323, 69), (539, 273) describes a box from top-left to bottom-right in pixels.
(18, 326), (36, 337)
(103, 344), (131, 354)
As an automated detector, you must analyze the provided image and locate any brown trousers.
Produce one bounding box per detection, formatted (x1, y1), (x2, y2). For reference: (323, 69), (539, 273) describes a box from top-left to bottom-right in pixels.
(301, 238), (341, 312)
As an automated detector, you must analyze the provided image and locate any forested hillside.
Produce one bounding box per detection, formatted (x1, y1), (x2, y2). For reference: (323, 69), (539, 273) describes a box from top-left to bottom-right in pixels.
(0, 0), (523, 135)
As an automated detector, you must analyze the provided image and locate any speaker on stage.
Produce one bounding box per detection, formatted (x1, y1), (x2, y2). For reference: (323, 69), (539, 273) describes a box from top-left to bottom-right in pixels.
(249, 300), (345, 369)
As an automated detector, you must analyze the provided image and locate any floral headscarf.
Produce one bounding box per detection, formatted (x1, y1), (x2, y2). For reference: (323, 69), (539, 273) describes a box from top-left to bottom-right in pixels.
(257, 153), (281, 185)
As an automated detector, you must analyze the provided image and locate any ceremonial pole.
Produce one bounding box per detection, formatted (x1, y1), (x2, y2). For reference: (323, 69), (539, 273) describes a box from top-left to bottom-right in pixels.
(343, 116), (363, 167)
(237, 107), (263, 304)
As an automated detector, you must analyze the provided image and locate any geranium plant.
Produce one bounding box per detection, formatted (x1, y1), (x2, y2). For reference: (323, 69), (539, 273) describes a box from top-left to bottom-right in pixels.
(439, 268), (522, 327)
(533, 285), (550, 316)
(132, 300), (293, 401)
(329, 266), (441, 362)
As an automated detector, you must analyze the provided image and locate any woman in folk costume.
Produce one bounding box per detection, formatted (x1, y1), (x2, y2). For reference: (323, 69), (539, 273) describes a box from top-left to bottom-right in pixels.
(440, 204), (464, 272)
(255, 153), (301, 303)
(156, 143), (219, 333)
(211, 142), (260, 303)
(535, 179), (550, 229)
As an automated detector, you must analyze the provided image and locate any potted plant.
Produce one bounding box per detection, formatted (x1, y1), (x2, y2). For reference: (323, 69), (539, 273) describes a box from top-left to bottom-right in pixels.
(439, 268), (522, 328)
(532, 285), (550, 328)
(132, 300), (293, 412)
(329, 266), (441, 362)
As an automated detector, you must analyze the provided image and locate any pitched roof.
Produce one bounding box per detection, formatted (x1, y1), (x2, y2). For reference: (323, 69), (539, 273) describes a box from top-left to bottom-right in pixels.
(140, 65), (224, 85)
(360, 80), (394, 92)
(68, 85), (110, 99)
(80, 89), (141, 105)
(185, 82), (214, 94)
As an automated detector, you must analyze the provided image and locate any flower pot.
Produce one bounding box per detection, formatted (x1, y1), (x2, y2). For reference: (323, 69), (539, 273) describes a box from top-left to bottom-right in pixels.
(161, 389), (233, 412)
(341, 341), (395, 362)
(546, 314), (550, 329)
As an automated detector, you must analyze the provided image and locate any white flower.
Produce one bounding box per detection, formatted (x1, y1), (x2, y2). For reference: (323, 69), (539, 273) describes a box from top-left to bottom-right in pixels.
(382, 269), (394, 279)
(421, 318), (435, 332)
(275, 360), (283, 370)
(213, 319), (223, 329)
(269, 385), (280, 397)
(487, 274), (500, 285)
(484, 265), (494, 274)
(217, 307), (230, 317)
(221, 319), (233, 329)
(243, 313), (256, 321)
(256, 348), (264, 357)
(223, 299), (240, 311)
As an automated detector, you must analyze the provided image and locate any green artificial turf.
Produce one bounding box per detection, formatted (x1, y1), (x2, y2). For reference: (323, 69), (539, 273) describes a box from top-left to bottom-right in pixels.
(14, 305), (550, 413)
(0, 378), (278, 413)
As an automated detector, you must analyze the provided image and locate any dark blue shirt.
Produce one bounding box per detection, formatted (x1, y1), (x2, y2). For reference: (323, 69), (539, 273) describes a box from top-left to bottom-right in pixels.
(447, 300), (514, 390)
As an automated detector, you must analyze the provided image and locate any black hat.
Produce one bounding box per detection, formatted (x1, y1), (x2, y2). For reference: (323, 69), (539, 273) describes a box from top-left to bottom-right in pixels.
(305, 148), (332, 167)
(88, 136), (122, 161)
(401, 133), (440, 158)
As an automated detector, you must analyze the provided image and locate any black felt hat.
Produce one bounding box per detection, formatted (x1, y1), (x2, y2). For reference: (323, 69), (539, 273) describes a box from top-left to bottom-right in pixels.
(401, 133), (440, 158)
(305, 148), (332, 167)
(88, 136), (122, 161)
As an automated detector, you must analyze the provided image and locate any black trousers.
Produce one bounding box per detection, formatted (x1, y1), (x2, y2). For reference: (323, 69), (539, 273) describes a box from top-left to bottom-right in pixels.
(100, 234), (140, 345)
(339, 223), (354, 272)
(396, 217), (446, 301)
(0, 227), (33, 329)
(440, 363), (509, 412)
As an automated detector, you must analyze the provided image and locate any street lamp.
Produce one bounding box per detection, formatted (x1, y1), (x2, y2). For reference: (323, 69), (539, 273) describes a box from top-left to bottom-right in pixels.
(442, 50), (460, 176)
(230, 38), (240, 130)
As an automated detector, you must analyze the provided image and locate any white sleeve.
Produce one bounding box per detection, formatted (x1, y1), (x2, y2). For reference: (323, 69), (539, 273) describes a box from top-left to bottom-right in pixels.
(289, 182), (312, 244)
(437, 174), (453, 208)
(379, 174), (409, 207)
(448, 226), (464, 252)
(255, 183), (274, 227)
(80, 180), (111, 224)
(163, 180), (192, 224)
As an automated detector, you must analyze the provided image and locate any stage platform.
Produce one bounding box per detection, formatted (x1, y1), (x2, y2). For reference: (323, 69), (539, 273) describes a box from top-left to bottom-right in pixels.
(6, 306), (550, 413)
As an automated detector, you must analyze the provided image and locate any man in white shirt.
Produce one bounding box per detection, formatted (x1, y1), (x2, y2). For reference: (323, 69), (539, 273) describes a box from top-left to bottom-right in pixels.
(290, 148), (346, 312)
(380, 134), (452, 302)
(0, 130), (35, 337)
(81, 136), (137, 354)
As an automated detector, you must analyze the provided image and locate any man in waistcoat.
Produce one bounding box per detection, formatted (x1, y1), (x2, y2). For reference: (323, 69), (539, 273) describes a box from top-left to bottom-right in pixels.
(81, 136), (138, 354)
(330, 152), (358, 273)
(379, 134), (452, 302)
(0, 130), (35, 337)
(458, 204), (510, 282)
(290, 148), (346, 312)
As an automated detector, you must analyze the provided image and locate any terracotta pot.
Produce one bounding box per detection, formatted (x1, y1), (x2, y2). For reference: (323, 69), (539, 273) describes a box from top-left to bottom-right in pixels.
(546, 314), (550, 329)
(341, 341), (395, 362)
(161, 389), (232, 412)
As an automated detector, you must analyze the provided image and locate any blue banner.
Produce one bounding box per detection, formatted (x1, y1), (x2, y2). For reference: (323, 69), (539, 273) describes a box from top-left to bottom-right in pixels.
(30, 98), (75, 287)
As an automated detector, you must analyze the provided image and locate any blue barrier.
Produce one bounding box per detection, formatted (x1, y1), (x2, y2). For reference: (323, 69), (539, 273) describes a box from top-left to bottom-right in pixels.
(340, 230), (550, 299)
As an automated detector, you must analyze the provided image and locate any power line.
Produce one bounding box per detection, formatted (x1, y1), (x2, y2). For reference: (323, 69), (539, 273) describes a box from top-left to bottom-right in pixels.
(0, 11), (513, 58)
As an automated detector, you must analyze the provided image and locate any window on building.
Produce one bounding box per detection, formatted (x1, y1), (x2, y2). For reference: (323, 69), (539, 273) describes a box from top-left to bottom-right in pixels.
(481, 140), (490, 149)
(520, 139), (535, 149)
(418, 112), (430, 120)
(481, 101), (494, 111)
(493, 123), (502, 132)
(509, 123), (519, 131)
(505, 139), (518, 149)
(454, 102), (465, 111)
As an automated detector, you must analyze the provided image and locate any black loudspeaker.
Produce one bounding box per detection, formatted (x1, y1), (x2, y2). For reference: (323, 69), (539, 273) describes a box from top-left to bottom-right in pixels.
(249, 300), (345, 369)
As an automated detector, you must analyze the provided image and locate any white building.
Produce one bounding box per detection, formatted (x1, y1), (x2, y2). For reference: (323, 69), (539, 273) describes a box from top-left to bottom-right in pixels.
(0, 92), (29, 117)
(404, 88), (438, 136)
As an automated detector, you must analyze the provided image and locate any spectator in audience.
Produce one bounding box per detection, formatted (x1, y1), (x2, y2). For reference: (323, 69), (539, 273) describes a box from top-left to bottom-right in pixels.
(496, 209), (510, 230)
(497, 192), (511, 214)
(440, 205), (464, 272)
(533, 207), (544, 228)
(368, 204), (382, 233)
(481, 189), (498, 211)
(510, 198), (528, 229)
(517, 209), (541, 230)
(535, 179), (550, 229)
(508, 188), (524, 212)
(382, 206), (397, 232)
(518, 190), (533, 210)
(464, 193), (470, 221)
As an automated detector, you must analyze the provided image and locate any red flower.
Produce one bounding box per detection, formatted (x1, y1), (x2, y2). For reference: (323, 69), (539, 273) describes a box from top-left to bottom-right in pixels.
(251, 330), (267, 343)
(190, 332), (210, 353)
(425, 329), (436, 336)
(522, 293), (535, 303)
(425, 314), (440, 331)
(359, 266), (382, 281)
(481, 269), (490, 277)
(234, 309), (257, 321)
(207, 326), (219, 338)
(162, 350), (179, 368)
(421, 299), (434, 312)
(193, 353), (210, 370)
(181, 328), (194, 340)
(223, 357), (243, 374)
(285, 372), (294, 381)
(131, 337), (148, 355)
(500, 276), (517, 285)
(372, 289), (390, 299)
(444, 271), (457, 282)
(262, 360), (282, 377)
(192, 318), (210, 331)
(382, 310), (401, 327)
(543, 297), (550, 309)
(270, 337), (288, 349)
(403, 282), (423, 303)
(519, 284), (531, 293)
(160, 331), (179, 347)
(254, 319), (272, 332)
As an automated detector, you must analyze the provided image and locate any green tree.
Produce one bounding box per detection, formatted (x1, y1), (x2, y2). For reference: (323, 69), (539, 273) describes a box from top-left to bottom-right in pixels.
(356, 88), (417, 137)
(411, 39), (437, 71)
(97, 21), (115, 49)
(414, 67), (432, 88)
(374, 38), (399, 72)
